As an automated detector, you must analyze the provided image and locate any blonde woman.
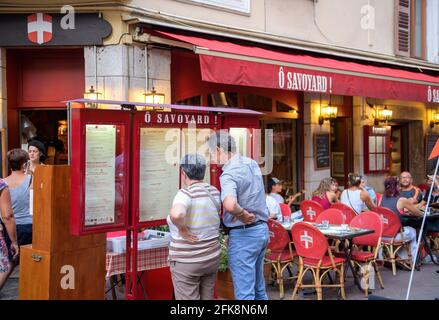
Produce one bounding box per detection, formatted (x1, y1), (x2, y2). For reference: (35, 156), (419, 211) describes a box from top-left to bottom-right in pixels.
(311, 177), (339, 209)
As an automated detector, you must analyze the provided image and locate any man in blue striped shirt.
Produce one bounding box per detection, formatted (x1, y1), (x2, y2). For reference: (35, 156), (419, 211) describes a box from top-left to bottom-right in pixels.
(208, 131), (269, 300)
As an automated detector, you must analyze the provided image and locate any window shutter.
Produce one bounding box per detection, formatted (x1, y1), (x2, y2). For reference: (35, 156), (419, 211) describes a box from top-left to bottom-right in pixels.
(394, 0), (411, 57)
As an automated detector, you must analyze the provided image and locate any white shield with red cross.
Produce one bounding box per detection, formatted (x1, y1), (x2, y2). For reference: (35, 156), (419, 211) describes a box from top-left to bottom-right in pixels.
(300, 231), (313, 249)
(27, 13), (53, 45)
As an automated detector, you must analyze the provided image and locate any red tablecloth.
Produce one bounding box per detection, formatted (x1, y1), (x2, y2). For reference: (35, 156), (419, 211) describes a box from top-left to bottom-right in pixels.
(106, 247), (169, 278)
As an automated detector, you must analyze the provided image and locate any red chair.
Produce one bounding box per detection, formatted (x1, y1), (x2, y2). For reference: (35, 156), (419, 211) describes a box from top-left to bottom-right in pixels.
(300, 200), (324, 223)
(349, 211), (385, 297)
(372, 206), (413, 275)
(331, 202), (357, 224)
(265, 219), (297, 299)
(316, 208), (346, 225)
(279, 203), (292, 220)
(291, 222), (346, 300)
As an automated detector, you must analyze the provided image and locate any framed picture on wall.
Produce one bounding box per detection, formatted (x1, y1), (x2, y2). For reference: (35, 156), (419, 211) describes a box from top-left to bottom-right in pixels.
(331, 152), (344, 177)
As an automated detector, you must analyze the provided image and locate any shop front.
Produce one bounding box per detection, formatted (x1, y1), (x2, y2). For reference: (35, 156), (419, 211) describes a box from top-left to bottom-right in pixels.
(0, 12), (112, 166)
(143, 28), (439, 193)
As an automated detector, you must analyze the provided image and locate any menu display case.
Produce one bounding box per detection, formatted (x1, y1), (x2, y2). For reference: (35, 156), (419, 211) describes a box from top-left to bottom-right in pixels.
(70, 102), (262, 235)
(131, 111), (220, 227)
(70, 108), (131, 235)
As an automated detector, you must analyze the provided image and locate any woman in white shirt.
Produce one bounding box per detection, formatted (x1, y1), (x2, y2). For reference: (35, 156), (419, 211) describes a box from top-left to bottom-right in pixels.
(340, 173), (375, 214)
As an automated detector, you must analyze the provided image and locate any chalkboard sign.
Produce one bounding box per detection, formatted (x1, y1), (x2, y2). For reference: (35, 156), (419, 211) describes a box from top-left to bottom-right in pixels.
(314, 133), (330, 170)
(426, 134), (439, 175)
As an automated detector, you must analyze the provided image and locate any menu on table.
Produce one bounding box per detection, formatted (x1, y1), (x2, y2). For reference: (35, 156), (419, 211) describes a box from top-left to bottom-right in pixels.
(85, 124), (116, 226)
(139, 128), (180, 222)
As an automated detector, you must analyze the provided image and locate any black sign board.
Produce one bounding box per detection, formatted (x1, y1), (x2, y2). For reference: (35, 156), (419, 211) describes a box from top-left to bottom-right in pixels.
(314, 133), (330, 170)
(0, 13), (112, 46)
(426, 134), (439, 175)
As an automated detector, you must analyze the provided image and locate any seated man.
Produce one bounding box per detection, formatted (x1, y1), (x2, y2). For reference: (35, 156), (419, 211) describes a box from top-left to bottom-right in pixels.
(399, 171), (423, 205)
(266, 193), (281, 220)
(268, 177), (302, 207)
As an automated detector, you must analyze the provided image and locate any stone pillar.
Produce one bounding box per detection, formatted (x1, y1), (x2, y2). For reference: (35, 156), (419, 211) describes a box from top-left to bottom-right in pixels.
(84, 45), (130, 102)
(147, 47), (171, 104)
(84, 45), (171, 105)
(303, 92), (331, 195)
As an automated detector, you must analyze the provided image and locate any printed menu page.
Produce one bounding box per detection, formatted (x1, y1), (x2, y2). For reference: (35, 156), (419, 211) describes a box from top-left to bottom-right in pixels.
(182, 128), (212, 184)
(139, 128), (180, 222)
(85, 124), (116, 226)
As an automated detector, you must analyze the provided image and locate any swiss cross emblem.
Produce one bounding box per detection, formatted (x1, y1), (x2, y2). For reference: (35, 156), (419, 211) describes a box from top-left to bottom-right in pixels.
(380, 214), (389, 225)
(300, 231), (313, 249)
(306, 207), (316, 220)
(27, 13), (53, 45)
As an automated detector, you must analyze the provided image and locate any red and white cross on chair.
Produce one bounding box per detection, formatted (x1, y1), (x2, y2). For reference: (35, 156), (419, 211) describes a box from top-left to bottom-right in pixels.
(300, 231), (314, 249)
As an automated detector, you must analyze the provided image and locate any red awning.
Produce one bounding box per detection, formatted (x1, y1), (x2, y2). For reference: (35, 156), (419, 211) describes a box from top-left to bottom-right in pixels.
(155, 31), (439, 104)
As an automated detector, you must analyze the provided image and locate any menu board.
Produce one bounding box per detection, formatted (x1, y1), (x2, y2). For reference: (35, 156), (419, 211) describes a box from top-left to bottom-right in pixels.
(139, 128), (180, 222)
(230, 128), (249, 157)
(314, 133), (330, 170)
(84, 124), (116, 226)
(426, 134), (439, 175)
(182, 128), (212, 183)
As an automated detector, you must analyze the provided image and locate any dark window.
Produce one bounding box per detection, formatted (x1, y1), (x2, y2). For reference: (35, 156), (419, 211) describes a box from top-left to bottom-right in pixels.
(208, 92), (238, 107)
(244, 94), (272, 111)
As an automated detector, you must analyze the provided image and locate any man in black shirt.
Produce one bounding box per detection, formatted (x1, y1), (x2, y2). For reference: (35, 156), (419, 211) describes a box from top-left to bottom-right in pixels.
(399, 171), (423, 204)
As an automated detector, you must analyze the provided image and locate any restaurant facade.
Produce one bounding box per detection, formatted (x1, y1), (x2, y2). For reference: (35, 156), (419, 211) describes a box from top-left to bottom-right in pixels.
(0, 0), (439, 195)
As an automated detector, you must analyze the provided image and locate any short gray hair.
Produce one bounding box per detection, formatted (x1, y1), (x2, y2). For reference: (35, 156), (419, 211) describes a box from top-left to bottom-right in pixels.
(207, 131), (236, 153)
(180, 153), (206, 181)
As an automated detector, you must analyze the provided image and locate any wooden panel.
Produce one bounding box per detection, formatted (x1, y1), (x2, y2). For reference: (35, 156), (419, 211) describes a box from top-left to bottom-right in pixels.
(32, 165), (106, 253)
(50, 245), (106, 300)
(19, 246), (50, 300)
(19, 245), (106, 300)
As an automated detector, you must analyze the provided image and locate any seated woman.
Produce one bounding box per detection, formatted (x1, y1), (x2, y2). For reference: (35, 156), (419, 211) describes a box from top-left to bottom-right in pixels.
(379, 176), (421, 263)
(311, 177), (339, 210)
(340, 173), (375, 214)
(360, 175), (377, 208)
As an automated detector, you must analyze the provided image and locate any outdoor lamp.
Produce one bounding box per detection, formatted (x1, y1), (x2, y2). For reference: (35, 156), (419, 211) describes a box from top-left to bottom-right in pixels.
(430, 110), (439, 128)
(374, 105), (392, 125)
(318, 105), (338, 125)
(83, 85), (101, 108)
(143, 87), (165, 104)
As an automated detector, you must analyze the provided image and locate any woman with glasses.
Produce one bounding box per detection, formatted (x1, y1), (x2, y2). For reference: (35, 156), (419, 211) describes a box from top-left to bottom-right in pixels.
(360, 175), (377, 209)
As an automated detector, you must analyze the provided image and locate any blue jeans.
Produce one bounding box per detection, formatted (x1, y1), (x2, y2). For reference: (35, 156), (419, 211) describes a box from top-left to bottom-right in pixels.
(228, 222), (269, 300)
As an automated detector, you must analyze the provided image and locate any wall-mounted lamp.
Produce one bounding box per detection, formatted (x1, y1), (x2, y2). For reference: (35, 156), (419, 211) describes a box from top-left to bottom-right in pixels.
(143, 87), (165, 105)
(373, 105), (393, 125)
(318, 105), (338, 125)
(83, 85), (101, 108)
(430, 110), (439, 128)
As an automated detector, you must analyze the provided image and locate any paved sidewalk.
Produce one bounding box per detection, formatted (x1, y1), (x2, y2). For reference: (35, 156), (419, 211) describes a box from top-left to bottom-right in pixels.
(2, 262), (438, 300)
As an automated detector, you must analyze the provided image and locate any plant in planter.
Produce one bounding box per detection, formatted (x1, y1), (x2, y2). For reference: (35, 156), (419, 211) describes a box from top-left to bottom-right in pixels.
(216, 233), (235, 299)
(216, 232), (272, 300)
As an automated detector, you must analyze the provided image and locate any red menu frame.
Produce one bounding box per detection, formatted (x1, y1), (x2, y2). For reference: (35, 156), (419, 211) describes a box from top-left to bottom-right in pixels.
(70, 107), (131, 235)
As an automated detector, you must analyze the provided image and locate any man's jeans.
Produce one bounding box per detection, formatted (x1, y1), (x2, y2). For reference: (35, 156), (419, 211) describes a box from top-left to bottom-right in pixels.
(228, 223), (269, 300)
